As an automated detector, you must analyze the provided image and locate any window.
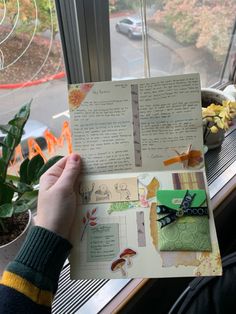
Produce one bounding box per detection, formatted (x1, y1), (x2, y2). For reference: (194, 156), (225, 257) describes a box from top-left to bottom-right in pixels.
(121, 19), (132, 24)
(109, 0), (236, 87)
(0, 0), (71, 171)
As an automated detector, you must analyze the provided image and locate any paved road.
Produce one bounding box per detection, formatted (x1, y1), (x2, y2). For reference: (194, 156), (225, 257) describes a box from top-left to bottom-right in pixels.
(110, 17), (183, 79)
(0, 17), (185, 136)
(0, 78), (69, 136)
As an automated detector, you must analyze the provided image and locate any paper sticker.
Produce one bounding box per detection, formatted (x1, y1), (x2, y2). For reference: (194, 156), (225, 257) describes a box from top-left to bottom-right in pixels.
(107, 201), (138, 214)
(79, 177), (138, 204)
(146, 177), (159, 199)
(80, 208), (98, 241)
(172, 171), (205, 190)
(149, 203), (158, 250)
(163, 145), (203, 169)
(87, 224), (119, 262)
(111, 248), (138, 277)
(160, 252), (200, 267)
(68, 83), (94, 110)
(131, 84), (142, 167)
(136, 211), (146, 247)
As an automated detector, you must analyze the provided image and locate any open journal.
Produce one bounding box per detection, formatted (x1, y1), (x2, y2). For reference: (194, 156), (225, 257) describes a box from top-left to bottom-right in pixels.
(68, 73), (222, 279)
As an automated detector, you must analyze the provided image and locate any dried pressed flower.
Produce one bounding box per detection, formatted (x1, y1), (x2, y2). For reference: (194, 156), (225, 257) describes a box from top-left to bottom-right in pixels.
(69, 88), (85, 109)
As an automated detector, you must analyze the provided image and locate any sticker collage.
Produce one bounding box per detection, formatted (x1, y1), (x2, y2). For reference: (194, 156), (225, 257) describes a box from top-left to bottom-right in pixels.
(70, 171), (222, 279)
(68, 74), (222, 279)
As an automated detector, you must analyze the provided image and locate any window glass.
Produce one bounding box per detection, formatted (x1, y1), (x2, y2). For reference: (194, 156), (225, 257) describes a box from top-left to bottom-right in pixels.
(109, 0), (236, 87)
(0, 0), (70, 172)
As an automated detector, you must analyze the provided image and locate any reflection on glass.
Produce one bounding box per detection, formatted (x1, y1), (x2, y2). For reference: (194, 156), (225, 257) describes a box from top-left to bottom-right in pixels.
(0, 0), (69, 161)
(109, 0), (236, 87)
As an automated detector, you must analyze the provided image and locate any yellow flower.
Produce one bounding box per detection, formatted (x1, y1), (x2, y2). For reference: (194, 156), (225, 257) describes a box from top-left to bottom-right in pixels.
(209, 125), (218, 133)
(202, 100), (236, 134)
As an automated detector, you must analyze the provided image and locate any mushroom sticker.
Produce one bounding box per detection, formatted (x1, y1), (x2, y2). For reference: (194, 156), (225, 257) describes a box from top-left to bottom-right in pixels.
(120, 248), (137, 266)
(111, 258), (126, 276)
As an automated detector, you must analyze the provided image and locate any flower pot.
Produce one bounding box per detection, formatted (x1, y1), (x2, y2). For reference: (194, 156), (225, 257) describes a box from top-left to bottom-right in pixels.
(0, 210), (34, 276)
(201, 88), (234, 150)
(203, 126), (225, 150)
(201, 87), (235, 107)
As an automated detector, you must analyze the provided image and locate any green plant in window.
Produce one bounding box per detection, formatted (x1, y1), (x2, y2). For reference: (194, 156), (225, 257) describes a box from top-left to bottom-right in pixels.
(0, 101), (62, 239)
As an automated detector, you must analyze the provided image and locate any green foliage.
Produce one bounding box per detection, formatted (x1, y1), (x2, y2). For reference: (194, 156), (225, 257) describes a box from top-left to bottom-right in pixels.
(0, 102), (31, 182)
(0, 0), (58, 37)
(37, 0), (59, 36)
(36, 155), (63, 179)
(112, 0), (134, 11)
(0, 102), (63, 233)
(152, 0), (236, 61)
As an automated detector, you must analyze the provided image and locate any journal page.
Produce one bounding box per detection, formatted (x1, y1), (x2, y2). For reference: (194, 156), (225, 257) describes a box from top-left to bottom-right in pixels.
(69, 73), (204, 174)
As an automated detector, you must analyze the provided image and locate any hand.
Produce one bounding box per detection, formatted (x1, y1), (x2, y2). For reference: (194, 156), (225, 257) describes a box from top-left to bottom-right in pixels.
(36, 153), (81, 242)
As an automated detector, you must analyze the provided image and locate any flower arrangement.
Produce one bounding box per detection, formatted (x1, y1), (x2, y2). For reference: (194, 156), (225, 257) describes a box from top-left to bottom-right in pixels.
(202, 100), (236, 147)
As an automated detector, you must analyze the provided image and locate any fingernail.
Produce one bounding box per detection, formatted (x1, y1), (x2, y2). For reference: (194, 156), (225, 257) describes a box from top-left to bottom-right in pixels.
(70, 154), (80, 162)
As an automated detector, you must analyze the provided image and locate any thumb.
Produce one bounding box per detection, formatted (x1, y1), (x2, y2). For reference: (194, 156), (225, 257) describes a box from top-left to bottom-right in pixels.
(56, 154), (81, 190)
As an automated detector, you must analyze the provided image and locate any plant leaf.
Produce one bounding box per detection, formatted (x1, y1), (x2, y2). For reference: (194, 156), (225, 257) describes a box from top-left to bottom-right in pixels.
(2, 133), (15, 159)
(6, 174), (20, 182)
(37, 155), (63, 180)
(89, 216), (97, 221)
(19, 158), (30, 184)
(20, 190), (38, 199)
(0, 158), (6, 182)
(91, 208), (97, 215)
(89, 221), (97, 226)
(17, 182), (33, 194)
(27, 154), (45, 183)
(13, 201), (29, 214)
(0, 140), (8, 148)
(0, 182), (15, 205)
(0, 203), (14, 218)
(14, 196), (37, 213)
(1, 101), (31, 180)
(0, 124), (11, 133)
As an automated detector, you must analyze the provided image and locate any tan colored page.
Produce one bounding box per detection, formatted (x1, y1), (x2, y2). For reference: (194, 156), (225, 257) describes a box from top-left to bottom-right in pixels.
(69, 73), (204, 174)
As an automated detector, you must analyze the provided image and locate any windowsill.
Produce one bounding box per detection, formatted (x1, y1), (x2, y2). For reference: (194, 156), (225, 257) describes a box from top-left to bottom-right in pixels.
(100, 126), (236, 314)
(52, 125), (236, 314)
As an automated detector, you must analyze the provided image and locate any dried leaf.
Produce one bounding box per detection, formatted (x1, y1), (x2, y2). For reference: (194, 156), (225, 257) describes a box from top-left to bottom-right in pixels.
(89, 216), (97, 221)
(92, 208), (97, 215)
(89, 221), (97, 227)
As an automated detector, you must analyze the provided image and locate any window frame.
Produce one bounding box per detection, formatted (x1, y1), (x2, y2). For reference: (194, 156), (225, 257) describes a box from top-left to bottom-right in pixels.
(55, 0), (111, 84)
(53, 1), (236, 311)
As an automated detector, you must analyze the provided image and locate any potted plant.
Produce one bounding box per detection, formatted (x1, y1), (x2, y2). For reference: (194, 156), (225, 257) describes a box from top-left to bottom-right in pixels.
(202, 100), (236, 149)
(0, 101), (62, 274)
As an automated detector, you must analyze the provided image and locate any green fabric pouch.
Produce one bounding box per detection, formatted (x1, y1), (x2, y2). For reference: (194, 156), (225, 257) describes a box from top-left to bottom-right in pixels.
(156, 189), (212, 251)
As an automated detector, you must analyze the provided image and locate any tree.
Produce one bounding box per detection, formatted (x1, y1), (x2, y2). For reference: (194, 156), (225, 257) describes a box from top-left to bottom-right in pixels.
(151, 0), (236, 61)
(0, 0), (58, 38)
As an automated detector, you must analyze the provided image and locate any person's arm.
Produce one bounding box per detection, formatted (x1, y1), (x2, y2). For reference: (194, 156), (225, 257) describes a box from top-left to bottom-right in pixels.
(0, 154), (81, 314)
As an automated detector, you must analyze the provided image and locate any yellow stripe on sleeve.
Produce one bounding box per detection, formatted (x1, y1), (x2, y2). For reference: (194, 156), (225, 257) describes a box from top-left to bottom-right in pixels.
(0, 271), (53, 307)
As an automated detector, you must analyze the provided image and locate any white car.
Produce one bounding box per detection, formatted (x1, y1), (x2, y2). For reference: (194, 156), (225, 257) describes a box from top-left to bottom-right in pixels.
(115, 17), (143, 39)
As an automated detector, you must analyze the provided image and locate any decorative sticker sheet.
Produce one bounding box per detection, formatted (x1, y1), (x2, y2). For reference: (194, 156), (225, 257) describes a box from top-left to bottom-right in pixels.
(68, 74), (221, 279)
(78, 177), (138, 204)
(70, 170), (222, 279)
